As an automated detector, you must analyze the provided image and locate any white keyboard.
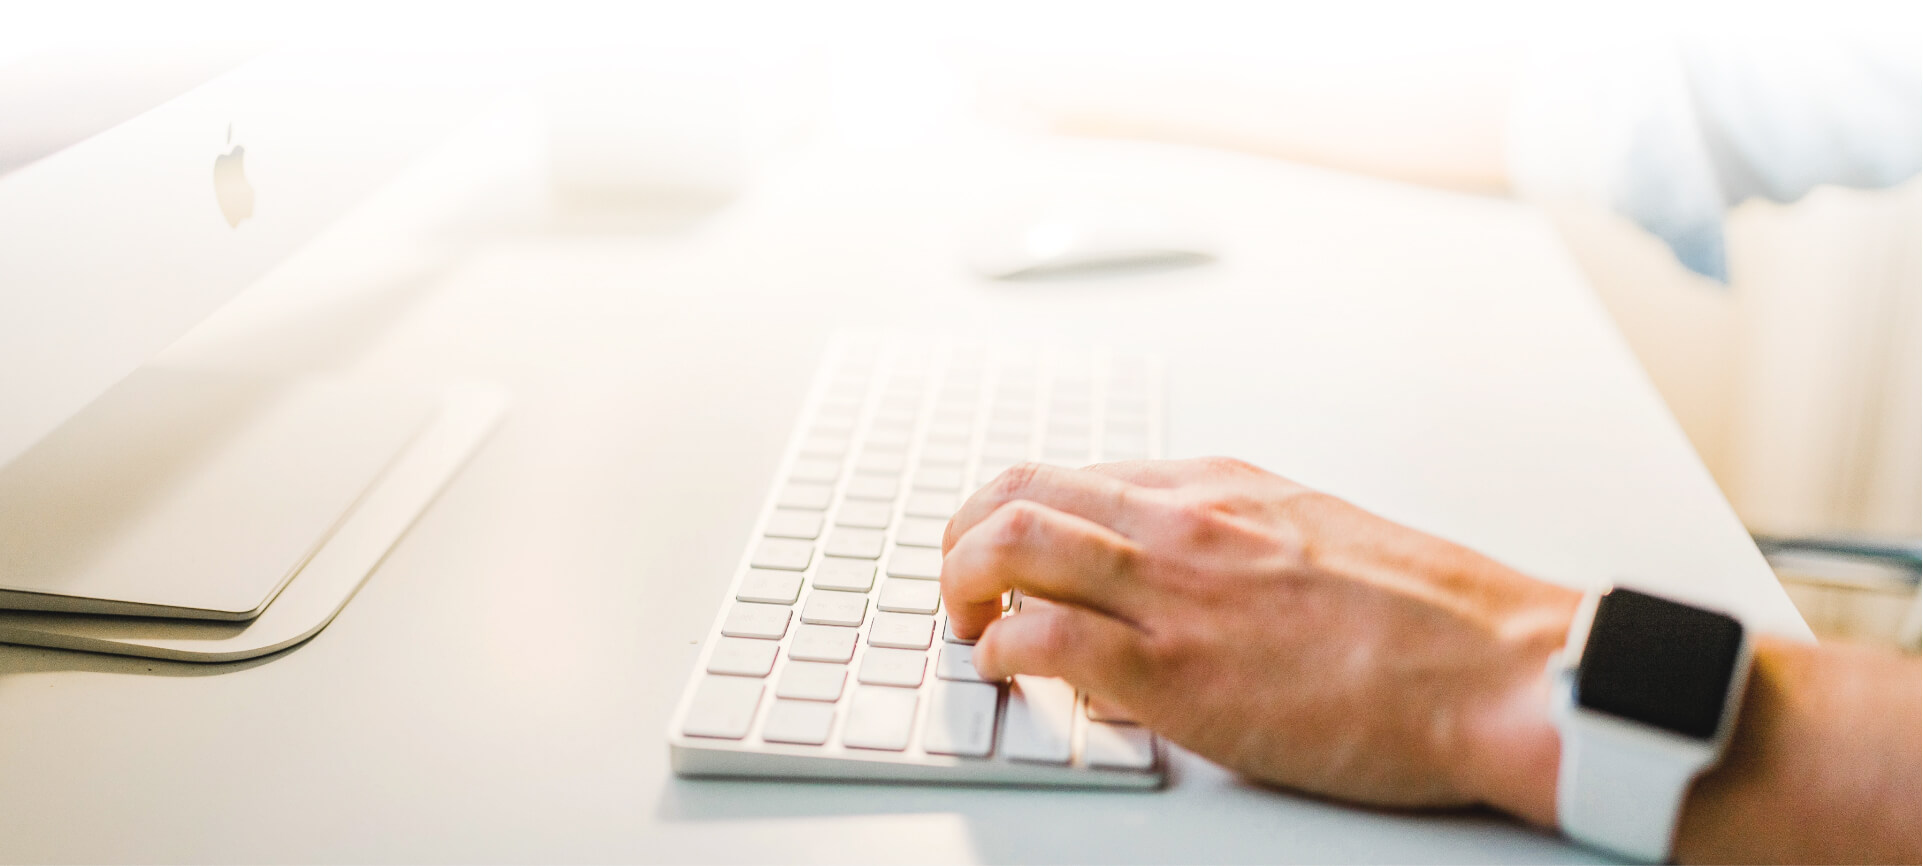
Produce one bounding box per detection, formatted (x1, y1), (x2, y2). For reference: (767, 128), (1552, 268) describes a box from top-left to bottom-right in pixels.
(667, 333), (1167, 788)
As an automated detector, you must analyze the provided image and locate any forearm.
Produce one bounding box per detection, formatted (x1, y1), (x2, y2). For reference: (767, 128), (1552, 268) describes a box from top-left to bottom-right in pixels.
(1674, 638), (1922, 864)
(1466, 602), (1921, 863)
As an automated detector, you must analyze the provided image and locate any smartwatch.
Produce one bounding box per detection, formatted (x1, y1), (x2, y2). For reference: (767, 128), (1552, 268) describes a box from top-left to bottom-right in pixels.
(1548, 586), (1753, 863)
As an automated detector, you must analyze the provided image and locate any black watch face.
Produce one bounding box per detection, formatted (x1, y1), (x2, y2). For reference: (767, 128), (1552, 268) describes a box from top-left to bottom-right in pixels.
(1574, 588), (1746, 740)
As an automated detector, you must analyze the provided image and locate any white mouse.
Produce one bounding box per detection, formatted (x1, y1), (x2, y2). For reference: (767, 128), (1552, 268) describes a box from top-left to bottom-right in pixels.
(964, 201), (1217, 280)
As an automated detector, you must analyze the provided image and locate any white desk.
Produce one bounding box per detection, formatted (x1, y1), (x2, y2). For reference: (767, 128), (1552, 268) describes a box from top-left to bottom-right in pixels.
(0, 135), (1805, 863)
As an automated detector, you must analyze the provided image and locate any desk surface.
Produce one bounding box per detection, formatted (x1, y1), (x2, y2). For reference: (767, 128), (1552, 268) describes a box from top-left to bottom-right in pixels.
(0, 135), (1804, 863)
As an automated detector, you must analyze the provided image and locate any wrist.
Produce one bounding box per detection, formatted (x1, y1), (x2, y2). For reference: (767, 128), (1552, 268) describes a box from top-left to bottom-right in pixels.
(1460, 585), (1581, 828)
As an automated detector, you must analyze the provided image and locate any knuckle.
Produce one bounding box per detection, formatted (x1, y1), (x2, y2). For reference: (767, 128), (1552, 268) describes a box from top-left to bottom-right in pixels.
(1032, 610), (1078, 661)
(1102, 536), (1142, 580)
(986, 500), (1041, 554)
(1136, 625), (1189, 673)
(1112, 480), (1139, 521)
(993, 462), (1044, 501)
(1196, 455), (1256, 476)
(1165, 495), (1222, 540)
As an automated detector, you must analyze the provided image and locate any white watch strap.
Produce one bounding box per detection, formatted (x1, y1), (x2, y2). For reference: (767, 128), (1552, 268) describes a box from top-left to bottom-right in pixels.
(1558, 720), (1702, 863)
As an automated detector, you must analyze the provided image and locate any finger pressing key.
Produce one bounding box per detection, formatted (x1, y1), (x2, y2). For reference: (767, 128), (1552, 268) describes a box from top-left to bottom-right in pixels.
(939, 500), (1140, 640)
(972, 596), (1150, 703)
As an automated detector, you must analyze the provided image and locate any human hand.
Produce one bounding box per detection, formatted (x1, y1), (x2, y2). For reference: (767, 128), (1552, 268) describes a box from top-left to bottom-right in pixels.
(939, 458), (1579, 824)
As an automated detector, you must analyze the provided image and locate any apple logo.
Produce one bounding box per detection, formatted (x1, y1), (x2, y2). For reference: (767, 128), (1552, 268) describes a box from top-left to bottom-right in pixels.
(213, 124), (253, 228)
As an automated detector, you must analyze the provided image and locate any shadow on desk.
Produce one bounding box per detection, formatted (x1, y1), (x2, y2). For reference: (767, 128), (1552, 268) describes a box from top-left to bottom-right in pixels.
(651, 764), (1563, 864)
(656, 767), (1195, 823)
(0, 641), (285, 678)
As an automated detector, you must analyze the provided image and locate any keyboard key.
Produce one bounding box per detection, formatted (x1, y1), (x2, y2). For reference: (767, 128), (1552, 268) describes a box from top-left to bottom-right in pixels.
(1083, 721), (1156, 770)
(933, 403), (974, 422)
(681, 676), (764, 739)
(1001, 675), (1075, 764)
(885, 547), (943, 580)
(988, 419), (1030, 438)
(973, 461), (1017, 487)
(868, 612), (935, 649)
(981, 439), (1029, 461)
(737, 569), (803, 604)
(919, 443), (969, 465)
(764, 509), (824, 540)
(788, 624), (857, 663)
(707, 637), (779, 677)
(812, 415), (857, 436)
(990, 398), (1032, 418)
(936, 645), (994, 681)
(903, 491), (958, 519)
(790, 458), (842, 484)
(1103, 432), (1148, 455)
(866, 429), (910, 451)
(928, 420), (972, 442)
(1085, 695), (1138, 724)
(834, 501), (893, 529)
(720, 603), (791, 640)
(801, 590), (868, 627)
(855, 452), (907, 474)
(824, 527), (886, 560)
(842, 687), (918, 751)
(857, 647), (927, 687)
(762, 699), (836, 746)
(913, 467), (964, 492)
(1051, 405), (1092, 424)
(750, 538), (814, 571)
(821, 394), (863, 416)
(1044, 435), (1089, 456)
(824, 374), (863, 398)
(895, 516), (946, 548)
(877, 579), (941, 615)
(992, 389), (1034, 408)
(798, 436), (849, 459)
(813, 557), (876, 592)
(777, 482), (834, 511)
(776, 660), (847, 701)
(941, 617), (976, 645)
(844, 475), (899, 501)
(922, 680), (1000, 757)
(1048, 418), (1091, 437)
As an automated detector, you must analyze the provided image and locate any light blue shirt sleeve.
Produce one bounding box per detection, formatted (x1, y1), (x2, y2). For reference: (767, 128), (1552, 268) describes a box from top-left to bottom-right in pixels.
(1510, 32), (1920, 282)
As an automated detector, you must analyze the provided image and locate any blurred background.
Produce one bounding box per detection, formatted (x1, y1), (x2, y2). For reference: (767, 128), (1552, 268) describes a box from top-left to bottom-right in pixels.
(6, 0), (1917, 647)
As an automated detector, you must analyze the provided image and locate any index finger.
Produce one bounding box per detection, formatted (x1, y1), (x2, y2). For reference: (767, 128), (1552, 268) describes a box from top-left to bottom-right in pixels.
(942, 463), (1144, 554)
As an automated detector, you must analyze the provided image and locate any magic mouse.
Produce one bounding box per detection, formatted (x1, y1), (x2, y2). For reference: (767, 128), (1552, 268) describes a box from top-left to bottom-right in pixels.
(964, 201), (1217, 280)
